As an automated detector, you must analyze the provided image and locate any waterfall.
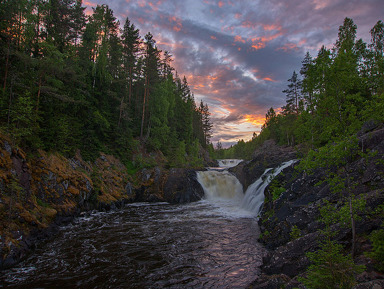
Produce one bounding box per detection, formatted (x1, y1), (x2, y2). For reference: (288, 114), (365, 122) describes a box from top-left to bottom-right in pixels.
(196, 170), (244, 201)
(196, 159), (297, 217)
(241, 160), (297, 216)
(217, 159), (243, 168)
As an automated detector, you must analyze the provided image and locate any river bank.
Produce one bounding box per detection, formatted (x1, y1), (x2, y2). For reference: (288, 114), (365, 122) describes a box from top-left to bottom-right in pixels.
(0, 133), (206, 269)
(246, 125), (384, 288)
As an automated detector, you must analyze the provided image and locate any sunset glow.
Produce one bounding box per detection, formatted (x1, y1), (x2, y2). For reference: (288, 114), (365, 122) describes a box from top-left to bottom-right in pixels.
(84, 0), (382, 147)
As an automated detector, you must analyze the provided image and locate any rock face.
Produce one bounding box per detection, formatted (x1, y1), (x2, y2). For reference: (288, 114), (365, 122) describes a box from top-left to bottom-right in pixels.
(134, 167), (204, 204)
(0, 137), (136, 269)
(229, 140), (298, 191)
(0, 134), (206, 269)
(251, 126), (384, 287)
(163, 169), (205, 203)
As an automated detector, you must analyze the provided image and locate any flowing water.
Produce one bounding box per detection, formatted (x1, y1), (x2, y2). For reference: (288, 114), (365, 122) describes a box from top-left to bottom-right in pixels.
(0, 160), (295, 289)
(0, 202), (262, 289)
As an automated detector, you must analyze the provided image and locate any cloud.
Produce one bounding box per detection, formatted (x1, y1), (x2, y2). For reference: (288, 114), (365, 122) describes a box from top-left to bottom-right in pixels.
(85, 0), (384, 147)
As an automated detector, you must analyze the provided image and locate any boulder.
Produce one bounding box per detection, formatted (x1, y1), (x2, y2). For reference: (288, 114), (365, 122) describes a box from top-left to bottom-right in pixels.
(230, 140), (297, 190)
(163, 169), (205, 203)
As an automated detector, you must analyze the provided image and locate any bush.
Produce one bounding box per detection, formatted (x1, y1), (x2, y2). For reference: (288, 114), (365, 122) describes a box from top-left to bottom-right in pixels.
(367, 229), (384, 272)
(290, 225), (301, 240)
(299, 240), (365, 289)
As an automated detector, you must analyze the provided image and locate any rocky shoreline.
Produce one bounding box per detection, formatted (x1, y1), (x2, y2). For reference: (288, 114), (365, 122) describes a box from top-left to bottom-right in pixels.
(244, 126), (384, 288)
(1, 125), (383, 287)
(0, 134), (204, 269)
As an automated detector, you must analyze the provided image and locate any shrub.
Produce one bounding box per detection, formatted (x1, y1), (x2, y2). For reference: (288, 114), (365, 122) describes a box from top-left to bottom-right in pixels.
(367, 229), (384, 272)
(290, 225), (301, 240)
(299, 240), (365, 289)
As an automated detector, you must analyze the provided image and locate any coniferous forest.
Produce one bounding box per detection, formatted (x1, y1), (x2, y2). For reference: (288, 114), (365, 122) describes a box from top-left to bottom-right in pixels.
(1, 1), (384, 287)
(0, 1), (213, 168)
(216, 18), (384, 160)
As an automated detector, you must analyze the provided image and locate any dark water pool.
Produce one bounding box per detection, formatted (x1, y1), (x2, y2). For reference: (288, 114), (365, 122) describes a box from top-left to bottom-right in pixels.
(0, 201), (263, 288)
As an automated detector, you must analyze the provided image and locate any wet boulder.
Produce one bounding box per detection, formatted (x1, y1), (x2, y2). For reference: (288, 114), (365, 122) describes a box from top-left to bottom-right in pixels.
(163, 169), (205, 204)
(230, 140), (297, 190)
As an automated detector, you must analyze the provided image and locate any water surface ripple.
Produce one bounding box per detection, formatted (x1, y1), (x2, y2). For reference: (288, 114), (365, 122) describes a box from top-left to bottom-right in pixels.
(1, 201), (263, 288)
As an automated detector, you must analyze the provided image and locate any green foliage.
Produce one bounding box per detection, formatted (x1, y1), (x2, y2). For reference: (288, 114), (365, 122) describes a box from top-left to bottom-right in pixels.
(0, 2), (213, 167)
(269, 179), (286, 201)
(37, 198), (50, 208)
(366, 229), (384, 272)
(91, 168), (102, 195)
(290, 225), (301, 240)
(221, 17), (384, 160)
(170, 141), (187, 168)
(299, 240), (365, 289)
(259, 230), (270, 239)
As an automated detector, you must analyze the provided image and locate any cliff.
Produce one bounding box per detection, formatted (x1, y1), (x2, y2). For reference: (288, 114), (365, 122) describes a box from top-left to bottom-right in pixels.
(0, 134), (203, 269)
(247, 125), (384, 288)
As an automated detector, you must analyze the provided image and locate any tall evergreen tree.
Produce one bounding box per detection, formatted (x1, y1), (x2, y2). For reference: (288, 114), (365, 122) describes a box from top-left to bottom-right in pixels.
(282, 71), (301, 115)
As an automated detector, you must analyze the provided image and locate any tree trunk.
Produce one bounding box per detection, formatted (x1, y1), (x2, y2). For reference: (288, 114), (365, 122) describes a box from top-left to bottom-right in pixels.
(7, 78), (14, 130)
(349, 194), (356, 258)
(36, 74), (42, 118)
(118, 95), (124, 128)
(129, 66), (132, 105)
(140, 76), (147, 139)
(3, 38), (11, 91)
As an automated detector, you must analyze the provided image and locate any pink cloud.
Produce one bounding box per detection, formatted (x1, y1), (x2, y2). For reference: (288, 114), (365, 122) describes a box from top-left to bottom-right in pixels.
(277, 43), (299, 52)
(234, 35), (246, 43)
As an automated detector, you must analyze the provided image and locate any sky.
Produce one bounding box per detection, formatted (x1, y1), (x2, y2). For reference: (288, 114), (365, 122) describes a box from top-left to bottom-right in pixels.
(84, 0), (383, 148)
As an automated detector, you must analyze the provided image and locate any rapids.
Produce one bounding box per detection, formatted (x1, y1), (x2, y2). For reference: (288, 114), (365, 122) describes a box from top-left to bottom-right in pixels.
(0, 202), (262, 289)
(0, 159), (296, 288)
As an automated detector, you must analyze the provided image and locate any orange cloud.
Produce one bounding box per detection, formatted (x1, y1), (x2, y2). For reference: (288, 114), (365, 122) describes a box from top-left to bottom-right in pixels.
(168, 16), (182, 33)
(251, 42), (266, 50)
(244, 114), (266, 126)
(218, 1), (224, 7)
(263, 24), (282, 31)
(84, 1), (96, 5)
(249, 30), (284, 50)
(234, 35), (246, 43)
(148, 2), (158, 11)
(235, 13), (242, 19)
(263, 77), (276, 82)
(277, 43), (299, 52)
(211, 35), (217, 40)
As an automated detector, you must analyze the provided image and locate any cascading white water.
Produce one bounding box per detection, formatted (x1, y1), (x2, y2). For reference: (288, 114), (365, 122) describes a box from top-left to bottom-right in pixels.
(241, 159), (298, 216)
(196, 170), (244, 201)
(217, 159), (243, 168)
(196, 159), (297, 217)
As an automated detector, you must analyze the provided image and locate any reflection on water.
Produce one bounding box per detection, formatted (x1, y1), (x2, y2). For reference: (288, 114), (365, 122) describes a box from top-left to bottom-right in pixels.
(0, 201), (263, 289)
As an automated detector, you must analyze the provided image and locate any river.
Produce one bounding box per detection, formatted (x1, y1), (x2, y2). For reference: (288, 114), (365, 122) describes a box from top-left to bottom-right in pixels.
(1, 160), (297, 288)
(0, 201), (262, 288)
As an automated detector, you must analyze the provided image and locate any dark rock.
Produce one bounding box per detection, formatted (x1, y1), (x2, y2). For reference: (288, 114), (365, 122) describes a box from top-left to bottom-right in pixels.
(125, 182), (135, 200)
(230, 140), (297, 190)
(163, 169), (204, 204)
(357, 120), (381, 137)
(255, 126), (384, 287)
(353, 280), (384, 289)
(262, 232), (320, 277)
(3, 141), (12, 155)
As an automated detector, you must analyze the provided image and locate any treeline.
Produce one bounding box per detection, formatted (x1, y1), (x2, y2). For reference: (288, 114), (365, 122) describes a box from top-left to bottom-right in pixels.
(0, 1), (212, 167)
(219, 18), (384, 159)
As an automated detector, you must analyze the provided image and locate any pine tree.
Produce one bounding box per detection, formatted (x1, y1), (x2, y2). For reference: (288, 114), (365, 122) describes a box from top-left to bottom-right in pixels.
(282, 71), (302, 115)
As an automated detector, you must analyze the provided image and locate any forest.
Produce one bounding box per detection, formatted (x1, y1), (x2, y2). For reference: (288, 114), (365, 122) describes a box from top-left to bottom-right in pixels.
(0, 0), (213, 169)
(217, 18), (384, 160)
